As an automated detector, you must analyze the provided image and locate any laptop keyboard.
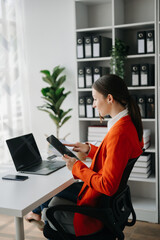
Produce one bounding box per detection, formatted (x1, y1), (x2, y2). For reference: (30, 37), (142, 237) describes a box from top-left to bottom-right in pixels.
(30, 160), (65, 172)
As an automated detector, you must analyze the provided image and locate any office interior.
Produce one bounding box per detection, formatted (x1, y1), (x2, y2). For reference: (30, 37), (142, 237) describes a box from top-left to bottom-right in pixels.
(0, 0), (160, 237)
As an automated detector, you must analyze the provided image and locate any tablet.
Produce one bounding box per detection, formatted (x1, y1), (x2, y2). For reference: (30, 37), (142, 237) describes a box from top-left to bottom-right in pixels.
(46, 135), (79, 160)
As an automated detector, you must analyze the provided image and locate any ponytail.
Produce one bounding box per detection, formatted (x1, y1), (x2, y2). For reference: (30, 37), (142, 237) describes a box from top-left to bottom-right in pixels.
(93, 75), (143, 141)
(128, 95), (143, 142)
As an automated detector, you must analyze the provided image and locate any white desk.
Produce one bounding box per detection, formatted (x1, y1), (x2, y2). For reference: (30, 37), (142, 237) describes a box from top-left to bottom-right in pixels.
(0, 166), (75, 240)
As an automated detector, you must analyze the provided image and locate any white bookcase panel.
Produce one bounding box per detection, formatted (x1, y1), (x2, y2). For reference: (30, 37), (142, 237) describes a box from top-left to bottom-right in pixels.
(76, 0), (112, 29)
(114, 0), (155, 25)
(75, 0), (159, 223)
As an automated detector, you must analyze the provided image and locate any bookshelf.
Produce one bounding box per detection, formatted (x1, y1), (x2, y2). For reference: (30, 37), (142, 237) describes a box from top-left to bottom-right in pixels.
(74, 0), (159, 223)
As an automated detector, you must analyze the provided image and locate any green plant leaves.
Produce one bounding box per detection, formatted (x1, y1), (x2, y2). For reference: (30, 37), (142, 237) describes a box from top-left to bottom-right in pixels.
(110, 38), (129, 79)
(38, 65), (72, 138)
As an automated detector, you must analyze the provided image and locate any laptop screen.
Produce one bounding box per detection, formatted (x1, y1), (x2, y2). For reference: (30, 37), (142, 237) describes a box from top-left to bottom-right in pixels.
(6, 133), (42, 171)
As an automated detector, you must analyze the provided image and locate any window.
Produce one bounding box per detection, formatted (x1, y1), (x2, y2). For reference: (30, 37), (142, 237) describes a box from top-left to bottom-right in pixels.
(0, 0), (25, 163)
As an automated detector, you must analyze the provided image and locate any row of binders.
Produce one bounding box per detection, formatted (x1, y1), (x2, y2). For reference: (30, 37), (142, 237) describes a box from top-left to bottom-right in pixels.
(135, 95), (155, 118)
(131, 63), (154, 86)
(79, 96), (99, 118)
(130, 153), (152, 179)
(79, 95), (155, 119)
(77, 35), (112, 59)
(78, 67), (110, 88)
(137, 30), (154, 54)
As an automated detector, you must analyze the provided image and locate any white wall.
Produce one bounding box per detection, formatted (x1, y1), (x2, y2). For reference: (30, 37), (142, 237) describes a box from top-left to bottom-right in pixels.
(22, 0), (78, 152)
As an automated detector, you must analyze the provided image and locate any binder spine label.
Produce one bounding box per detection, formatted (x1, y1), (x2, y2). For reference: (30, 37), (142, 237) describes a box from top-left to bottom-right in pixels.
(93, 43), (100, 57)
(147, 39), (154, 53)
(78, 75), (85, 88)
(86, 75), (92, 87)
(79, 105), (85, 116)
(132, 74), (139, 86)
(93, 74), (100, 82)
(138, 39), (145, 53)
(141, 73), (147, 85)
(85, 44), (92, 58)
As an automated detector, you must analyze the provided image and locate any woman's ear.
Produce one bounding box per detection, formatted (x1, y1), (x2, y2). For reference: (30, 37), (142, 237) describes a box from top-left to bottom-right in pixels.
(107, 94), (114, 104)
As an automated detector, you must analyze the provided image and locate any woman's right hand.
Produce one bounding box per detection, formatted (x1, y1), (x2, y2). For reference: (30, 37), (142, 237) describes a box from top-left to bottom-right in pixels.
(64, 142), (90, 154)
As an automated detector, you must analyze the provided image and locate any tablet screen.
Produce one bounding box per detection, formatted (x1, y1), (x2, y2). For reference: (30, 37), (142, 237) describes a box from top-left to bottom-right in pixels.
(46, 135), (79, 160)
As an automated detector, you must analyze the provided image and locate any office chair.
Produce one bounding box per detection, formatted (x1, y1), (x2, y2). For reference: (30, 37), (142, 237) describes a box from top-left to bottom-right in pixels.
(43, 157), (139, 240)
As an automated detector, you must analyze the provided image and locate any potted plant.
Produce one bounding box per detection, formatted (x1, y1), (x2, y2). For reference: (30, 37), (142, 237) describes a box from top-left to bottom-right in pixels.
(38, 65), (72, 139)
(110, 38), (129, 79)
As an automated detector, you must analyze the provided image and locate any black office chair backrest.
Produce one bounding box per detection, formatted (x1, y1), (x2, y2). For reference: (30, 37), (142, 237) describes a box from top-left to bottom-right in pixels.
(116, 157), (138, 194)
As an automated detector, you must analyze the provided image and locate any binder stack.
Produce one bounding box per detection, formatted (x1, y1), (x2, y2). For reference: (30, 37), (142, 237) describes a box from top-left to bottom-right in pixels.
(92, 36), (112, 58)
(88, 125), (108, 146)
(137, 30), (154, 54)
(130, 153), (152, 179)
(77, 35), (112, 59)
(131, 63), (154, 86)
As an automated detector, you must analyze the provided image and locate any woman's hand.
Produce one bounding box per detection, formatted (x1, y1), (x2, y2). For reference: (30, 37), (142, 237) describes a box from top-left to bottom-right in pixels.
(64, 142), (90, 154)
(62, 154), (77, 171)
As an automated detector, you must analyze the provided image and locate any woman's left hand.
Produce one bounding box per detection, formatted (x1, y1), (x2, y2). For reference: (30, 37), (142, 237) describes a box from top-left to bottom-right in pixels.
(62, 154), (77, 171)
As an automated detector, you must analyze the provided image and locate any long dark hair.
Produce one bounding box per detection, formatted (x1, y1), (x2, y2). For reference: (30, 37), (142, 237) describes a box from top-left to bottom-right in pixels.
(93, 74), (143, 141)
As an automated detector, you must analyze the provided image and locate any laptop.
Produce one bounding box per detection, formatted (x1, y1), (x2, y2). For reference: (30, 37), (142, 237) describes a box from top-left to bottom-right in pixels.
(6, 133), (66, 175)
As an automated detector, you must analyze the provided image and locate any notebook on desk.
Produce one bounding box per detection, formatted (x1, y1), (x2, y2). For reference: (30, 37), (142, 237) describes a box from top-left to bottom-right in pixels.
(6, 133), (66, 175)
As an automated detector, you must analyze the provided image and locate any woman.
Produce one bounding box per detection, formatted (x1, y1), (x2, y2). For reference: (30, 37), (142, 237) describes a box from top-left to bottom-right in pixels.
(26, 74), (143, 236)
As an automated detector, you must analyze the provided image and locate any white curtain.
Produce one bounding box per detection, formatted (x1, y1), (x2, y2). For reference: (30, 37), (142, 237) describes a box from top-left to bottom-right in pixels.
(0, 0), (29, 163)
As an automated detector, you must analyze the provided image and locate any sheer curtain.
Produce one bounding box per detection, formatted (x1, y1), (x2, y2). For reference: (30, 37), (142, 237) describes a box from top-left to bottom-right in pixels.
(0, 0), (29, 163)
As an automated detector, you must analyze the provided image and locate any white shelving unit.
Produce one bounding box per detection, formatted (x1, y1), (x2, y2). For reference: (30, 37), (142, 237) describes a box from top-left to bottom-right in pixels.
(74, 0), (159, 223)
(157, 0), (160, 223)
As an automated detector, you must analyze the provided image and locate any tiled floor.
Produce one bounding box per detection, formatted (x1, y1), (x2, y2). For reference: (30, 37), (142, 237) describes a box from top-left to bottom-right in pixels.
(0, 214), (160, 240)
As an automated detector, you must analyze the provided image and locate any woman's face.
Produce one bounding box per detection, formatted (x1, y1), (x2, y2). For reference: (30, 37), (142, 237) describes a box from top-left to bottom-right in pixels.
(92, 88), (111, 117)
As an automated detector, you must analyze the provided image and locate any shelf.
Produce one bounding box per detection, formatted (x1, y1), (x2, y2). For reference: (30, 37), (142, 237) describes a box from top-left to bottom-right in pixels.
(115, 21), (155, 30)
(78, 87), (155, 91)
(76, 26), (112, 32)
(77, 57), (111, 62)
(79, 117), (110, 121)
(77, 54), (154, 63)
(142, 119), (155, 122)
(129, 174), (156, 183)
(128, 86), (155, 90)
(127, 54), (155, 59)
(78, 117), (155, 123)
(132, 197), (156, 211)
(145, 146), (155, 153)
(132, 197), (157, 222)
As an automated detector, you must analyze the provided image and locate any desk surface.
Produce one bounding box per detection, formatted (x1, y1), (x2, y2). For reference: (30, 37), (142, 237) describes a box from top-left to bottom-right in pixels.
(0, 166), (75, 217)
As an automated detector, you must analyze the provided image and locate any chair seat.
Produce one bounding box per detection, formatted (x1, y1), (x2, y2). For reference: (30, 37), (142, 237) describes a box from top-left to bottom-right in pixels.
(43, 222), (116, 240)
